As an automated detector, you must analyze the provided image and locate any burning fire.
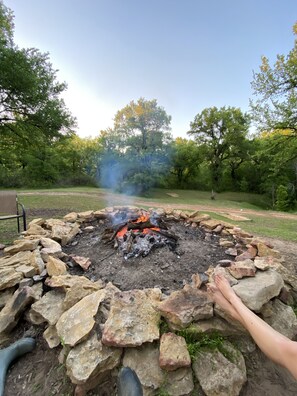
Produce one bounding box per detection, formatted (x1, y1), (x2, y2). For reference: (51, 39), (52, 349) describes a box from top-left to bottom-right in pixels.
(116, 212), (160, 238)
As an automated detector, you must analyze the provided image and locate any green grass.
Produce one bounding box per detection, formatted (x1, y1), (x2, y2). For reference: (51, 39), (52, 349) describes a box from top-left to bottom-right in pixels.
(203, 212), (297, 241)
(0, 187), (296, 244)
(136, 188), (271, 210)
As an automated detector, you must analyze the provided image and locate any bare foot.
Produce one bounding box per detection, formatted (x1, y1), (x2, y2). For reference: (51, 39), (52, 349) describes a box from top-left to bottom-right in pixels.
(214, 274), (238, 302)
(207, 283), (241, 322)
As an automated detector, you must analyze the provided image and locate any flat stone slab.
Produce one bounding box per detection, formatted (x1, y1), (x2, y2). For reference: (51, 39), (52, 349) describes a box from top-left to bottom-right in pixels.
(193, 341), (246, 396)
(30, 289), (66, 325)
(155, 285), (213, 328)
(66, 332), (122, 385)
(232, 269), (284, 311)
(0, 268), (23, 291)
(159, 332), (191, 371)
(0, 286), (35, 334)
(56, 289), (106, 346)
(102, 289), (161, 347)
(261, 299), (297, 339)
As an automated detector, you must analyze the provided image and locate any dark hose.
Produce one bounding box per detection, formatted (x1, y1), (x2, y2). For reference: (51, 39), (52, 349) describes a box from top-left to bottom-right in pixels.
(0, 337), (36, 396)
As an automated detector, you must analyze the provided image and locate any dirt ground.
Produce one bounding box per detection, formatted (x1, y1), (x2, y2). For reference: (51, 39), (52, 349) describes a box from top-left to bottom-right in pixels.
(3, 208), (297, 396)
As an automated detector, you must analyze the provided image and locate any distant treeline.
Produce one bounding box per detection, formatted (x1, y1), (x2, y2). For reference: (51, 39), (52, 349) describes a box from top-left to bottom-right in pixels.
(0, 2), (296, 211)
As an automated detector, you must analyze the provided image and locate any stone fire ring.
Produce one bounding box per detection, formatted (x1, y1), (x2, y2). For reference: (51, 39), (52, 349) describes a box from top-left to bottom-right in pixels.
(0, 206), (297, 396)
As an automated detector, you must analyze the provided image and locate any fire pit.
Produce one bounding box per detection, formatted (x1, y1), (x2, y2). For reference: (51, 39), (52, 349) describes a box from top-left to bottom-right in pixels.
(102, 209), (179, 259)
(63, 207), (231, 292)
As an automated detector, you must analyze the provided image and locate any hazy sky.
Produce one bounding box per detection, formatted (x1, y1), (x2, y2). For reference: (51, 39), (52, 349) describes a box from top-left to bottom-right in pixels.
(5, 0), (297, 138)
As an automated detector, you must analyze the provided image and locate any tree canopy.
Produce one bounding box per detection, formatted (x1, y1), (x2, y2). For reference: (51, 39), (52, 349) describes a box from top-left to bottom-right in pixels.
(100, 98), (172, 194)
(188, 106), (250, 189)
(251, 22), (297, 136)
(0, 1), (75, 148)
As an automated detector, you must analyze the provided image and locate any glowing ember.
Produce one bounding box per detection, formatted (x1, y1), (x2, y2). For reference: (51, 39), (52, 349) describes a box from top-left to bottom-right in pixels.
(116, 212), (160, 238)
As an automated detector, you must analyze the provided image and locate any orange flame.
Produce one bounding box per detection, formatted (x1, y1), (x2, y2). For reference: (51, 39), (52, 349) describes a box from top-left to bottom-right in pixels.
(116, 213), (160, 238)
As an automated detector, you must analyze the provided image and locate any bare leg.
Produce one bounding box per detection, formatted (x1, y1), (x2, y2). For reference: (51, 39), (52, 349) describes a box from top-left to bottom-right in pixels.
(214, 274), (297, 379)
(207, 284), (243, 324)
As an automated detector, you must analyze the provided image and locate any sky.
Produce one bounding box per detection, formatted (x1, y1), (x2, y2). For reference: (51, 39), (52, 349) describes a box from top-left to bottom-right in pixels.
(4, 0), (297, 139)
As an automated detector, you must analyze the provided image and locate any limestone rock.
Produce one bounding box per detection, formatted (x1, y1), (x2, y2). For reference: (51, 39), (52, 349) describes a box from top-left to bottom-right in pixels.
(102, 289), (161, 347)
(45, 274), (103, 291)
(0, 250), (32, 269)
(51, 223), (72, 242)
(235, 245), (257, 261)
(4, 239), (39, 255)
(40, 238), (62, 261)
(123, 343), (164, 392)
(31, 282), (43, 300)
(0, 268), (23, 291)
(30, 249), (45, 274)
(19, 278), (34, 288)
(225, 248), (237, 256)
(77, 210), (94, 222)
(66, 332), (122, 384)
(193, 341), (246, 396)
(70, 254), (91, 271)
(0, 288), (15, 309)
(0, 286), (35, 334)
(255, 257), (297, 291)
(28, 218), (45, 227)
(30, 289), (65, 325)
(56, 289), (106, 346)
(232, 269), (284, 311)
(213, 305), (247, 333)
(213, 267), (238, 286)
(279, 285), (294, 306)
(15, 265), (37, 277)
(154, 286), (213, 329)
(219, 239), (234, 248)
(63, 212), (78, 223)
(63, 281), (98, 311)
(227, 259), (256, 279)
(93, 210), (108, 219)
(190, 273), (203, 289)
(261, 299), (297, 339)
(191, 317), (246, 336)
(24, 223), (49, 236)
(200, 219), (222, 230)
(45, 218), (66, 229)
(190, 214), (211, 223)
(164, 367), (194, 396)
(254, 257), (271, 271)
(159, 333), (191, 371)
(46, 256), (67, 276)
(44, 325), (60, 348)
(62, 223), (81, 245)
(257, 242), (281, 258)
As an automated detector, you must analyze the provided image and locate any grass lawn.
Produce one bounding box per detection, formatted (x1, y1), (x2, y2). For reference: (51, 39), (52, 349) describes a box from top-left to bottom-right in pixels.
(0, 187), (296, 244)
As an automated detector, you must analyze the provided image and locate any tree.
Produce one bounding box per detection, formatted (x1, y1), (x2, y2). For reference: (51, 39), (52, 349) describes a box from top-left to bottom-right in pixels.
(0, 1), (75, 148)
(251, 22), (297, 136)
(188, 106), (250, 190)
(100, 98), (172, 194)
(169, 138), (202, 187)
(0, 1), (76, 187)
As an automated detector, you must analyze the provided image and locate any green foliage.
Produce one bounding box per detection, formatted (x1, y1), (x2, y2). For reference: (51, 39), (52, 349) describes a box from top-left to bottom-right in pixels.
(177, 328), (225, 360)
(0, 1), (77, 189)
(156, 388), (170, 396)
(159, 319), (170, 335)
(99, 98), (172, 194)
(188, 106), (250, 190)
(250, 23), (297, 135)
(250, 23), (297, 205)
(169, 138), (202, 188)
(275, 184), (291, 211)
